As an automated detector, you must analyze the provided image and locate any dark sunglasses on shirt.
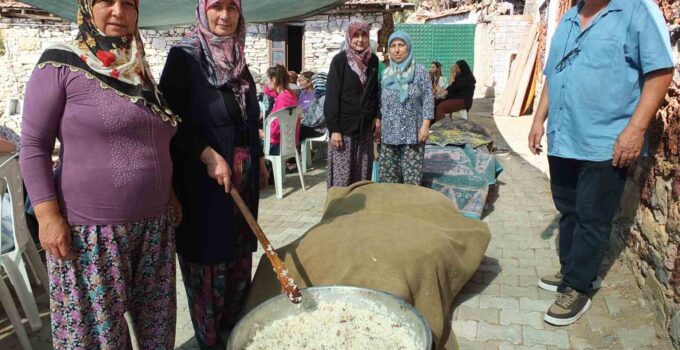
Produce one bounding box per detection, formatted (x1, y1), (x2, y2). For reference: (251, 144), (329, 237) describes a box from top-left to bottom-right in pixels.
(555, 47), (581, 73)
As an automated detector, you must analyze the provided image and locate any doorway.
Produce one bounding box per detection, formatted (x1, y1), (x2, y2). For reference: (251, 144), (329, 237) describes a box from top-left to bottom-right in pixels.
(286, 25), (304, 72)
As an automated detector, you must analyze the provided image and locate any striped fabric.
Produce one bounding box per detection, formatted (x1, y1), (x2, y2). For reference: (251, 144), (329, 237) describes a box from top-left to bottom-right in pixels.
(311, 72), (328, 98)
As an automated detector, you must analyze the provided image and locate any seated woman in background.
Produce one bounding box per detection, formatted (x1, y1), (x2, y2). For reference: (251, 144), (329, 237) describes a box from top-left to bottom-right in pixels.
(288, 70), (301, 95)
(0, 125), (19, 255)
(0, 125), (42, 244)
(0, 126), (19, 154)
(297, 71), (316, 114)
(435, 60), (476, 121)
(263, 65), (299, 155)
(429, 61), (447, 99)
(300, 72), (328, 143)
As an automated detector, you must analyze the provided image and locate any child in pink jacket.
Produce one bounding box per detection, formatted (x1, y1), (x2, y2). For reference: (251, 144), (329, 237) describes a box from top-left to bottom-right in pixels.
(263, 65), (299, 155)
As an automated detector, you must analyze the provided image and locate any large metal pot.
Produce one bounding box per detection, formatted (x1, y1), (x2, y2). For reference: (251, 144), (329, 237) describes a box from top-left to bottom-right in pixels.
(227, 286), (432, 350)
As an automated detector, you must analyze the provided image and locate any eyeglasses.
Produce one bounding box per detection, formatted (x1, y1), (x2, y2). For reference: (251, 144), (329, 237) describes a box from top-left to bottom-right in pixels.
(554, 4), (607, 74)
(555, 47), (581, 73)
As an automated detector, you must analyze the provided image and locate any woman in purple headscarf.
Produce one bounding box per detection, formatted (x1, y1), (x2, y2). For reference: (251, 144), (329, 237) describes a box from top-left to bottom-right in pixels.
(324, 20), (381, 188)
(159, 0), (268, 348)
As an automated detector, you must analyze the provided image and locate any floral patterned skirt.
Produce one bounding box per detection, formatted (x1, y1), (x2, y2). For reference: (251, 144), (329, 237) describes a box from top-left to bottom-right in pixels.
(47, 208), (176, 350)
(327, 133), (374, 188)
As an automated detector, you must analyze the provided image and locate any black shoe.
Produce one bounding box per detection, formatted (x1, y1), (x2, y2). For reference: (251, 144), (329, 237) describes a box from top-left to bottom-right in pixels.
(544, 287), (591, 326)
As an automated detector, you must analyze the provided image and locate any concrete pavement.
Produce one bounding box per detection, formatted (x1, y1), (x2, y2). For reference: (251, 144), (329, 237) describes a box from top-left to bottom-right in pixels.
(0, 98), (672, 349)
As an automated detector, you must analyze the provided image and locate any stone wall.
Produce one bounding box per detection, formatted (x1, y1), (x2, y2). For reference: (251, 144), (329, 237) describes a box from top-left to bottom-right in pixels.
(139, 23), (271, 84)
(0, 18), (74, 133)
(139, 27), (189, 79)
(0, 17), (195, 131)
(613, 0), (680, 346)
(0, 11), (529, 132)
(303, 13), (383, 73)
(0, 12), (386, 134)
(244, 23), (269, 77)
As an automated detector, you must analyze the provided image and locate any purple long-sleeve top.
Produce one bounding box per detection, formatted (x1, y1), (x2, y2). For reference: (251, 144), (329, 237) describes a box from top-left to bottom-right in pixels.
(298, 89), (316, 113)
(20, 65), (176, 225)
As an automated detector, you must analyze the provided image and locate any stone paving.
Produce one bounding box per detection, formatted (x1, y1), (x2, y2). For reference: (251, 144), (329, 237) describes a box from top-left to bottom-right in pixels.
(0, 98), (674, 349)
(451, 150), (671, 350)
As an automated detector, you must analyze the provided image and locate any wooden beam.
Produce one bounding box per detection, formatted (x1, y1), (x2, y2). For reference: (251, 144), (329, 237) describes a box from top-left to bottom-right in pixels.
(510, 37), (538, 117)
(499, 24), (538, 116)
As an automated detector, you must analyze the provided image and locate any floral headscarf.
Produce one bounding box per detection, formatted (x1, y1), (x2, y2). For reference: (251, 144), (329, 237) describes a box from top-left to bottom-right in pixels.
(175, 0), (249, 120)
(382, 31), (416, 103)
(344, 20), (372, 86)
(36, 0), (178, 125)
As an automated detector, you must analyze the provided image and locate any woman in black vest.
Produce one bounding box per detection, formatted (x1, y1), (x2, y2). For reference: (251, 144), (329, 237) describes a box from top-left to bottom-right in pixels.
(159, 0), (268, 348)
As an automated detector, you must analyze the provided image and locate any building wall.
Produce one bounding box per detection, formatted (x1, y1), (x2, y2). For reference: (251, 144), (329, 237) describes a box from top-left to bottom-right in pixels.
(491, 15), (532, 98)
(473, 22), (495, 98)
(0, 12), (384, 134)
(244, 23), (269, 77)
(0, 18), (197, 132)
(0, 18), (74, 133)
(461, 15), (532, 103)
(612, 0), (680, 346)
(303, 13), (383, 73)
(0, 13), (527, 130)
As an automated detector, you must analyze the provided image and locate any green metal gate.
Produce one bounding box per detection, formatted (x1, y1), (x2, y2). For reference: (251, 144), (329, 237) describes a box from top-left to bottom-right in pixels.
(395, 24), (476, 75)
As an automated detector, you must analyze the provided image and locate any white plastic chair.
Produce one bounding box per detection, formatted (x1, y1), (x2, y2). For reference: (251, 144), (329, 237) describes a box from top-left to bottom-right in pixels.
(446, 109), (468, 120)
(301, 130), (328, 174)
(258, 101), (266, 120)
(459, 109), (469, 120)
(0, 270), (31, 349)
(263, 107), (306, 199)
(0, 155), (49, 342)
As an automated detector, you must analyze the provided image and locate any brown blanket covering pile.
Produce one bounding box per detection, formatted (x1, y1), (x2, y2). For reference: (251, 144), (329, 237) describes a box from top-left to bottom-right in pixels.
(244, 182), (490, 349)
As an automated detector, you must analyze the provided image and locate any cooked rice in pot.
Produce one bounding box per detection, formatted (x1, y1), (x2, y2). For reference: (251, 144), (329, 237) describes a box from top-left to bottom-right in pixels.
(243, 302), (420, 350)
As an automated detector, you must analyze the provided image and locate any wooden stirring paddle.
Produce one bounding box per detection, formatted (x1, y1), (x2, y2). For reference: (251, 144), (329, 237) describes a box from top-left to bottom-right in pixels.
(229, 188), (303, 304)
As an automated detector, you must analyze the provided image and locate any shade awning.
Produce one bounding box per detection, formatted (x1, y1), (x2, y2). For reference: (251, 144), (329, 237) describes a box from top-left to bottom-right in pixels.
(19, 0), (346, 28)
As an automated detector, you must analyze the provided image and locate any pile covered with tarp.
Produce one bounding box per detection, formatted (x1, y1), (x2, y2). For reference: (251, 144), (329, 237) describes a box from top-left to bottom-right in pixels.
(423, 118), (503, 219)
(245, 182), (491, 350)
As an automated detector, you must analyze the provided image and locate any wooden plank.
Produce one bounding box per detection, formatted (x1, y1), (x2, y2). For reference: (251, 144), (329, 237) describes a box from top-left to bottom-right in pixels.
(520, 63), (539, 116)
(519, 21), (548, 116)
(499, 24), (538, 116)
(500, 25), (537, 115)
(510, 38), (538, 117)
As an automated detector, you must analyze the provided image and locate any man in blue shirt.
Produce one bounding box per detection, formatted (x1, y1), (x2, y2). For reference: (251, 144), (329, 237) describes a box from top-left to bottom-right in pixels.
(528, 0), (674, 326)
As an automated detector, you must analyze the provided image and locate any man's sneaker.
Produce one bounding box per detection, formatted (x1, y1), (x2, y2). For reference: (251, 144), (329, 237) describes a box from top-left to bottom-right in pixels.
(538, 273), (604, 292)
(538, 272), (563, 292)
(544, 288), (592, 326)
